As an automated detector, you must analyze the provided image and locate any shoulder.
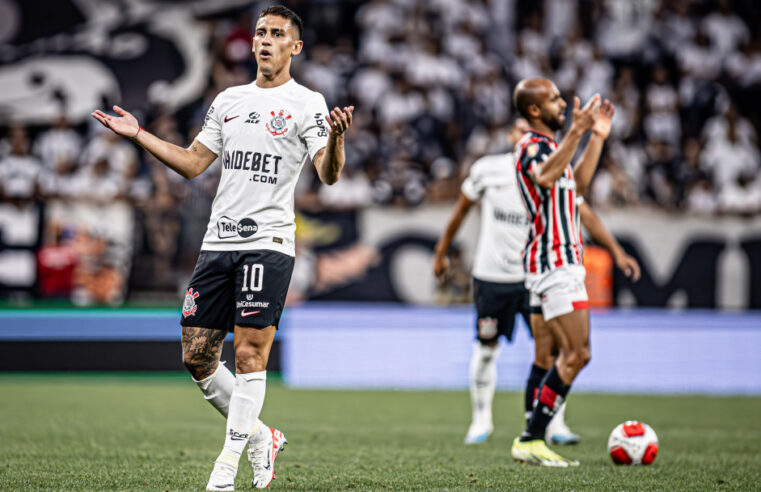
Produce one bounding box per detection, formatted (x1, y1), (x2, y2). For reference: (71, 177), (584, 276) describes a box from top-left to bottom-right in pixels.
(470, 153), (510, 177)
(214, 85), (250, 104)
(516, 133), (553, 159)
(289, 80), (327, 103)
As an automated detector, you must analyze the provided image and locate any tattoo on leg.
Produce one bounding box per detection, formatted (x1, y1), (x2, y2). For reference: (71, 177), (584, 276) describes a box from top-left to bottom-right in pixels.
(181, 327), (227, 380)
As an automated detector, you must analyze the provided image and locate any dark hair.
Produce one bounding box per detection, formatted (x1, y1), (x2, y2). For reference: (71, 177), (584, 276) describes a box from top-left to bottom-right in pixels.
(258, 5), (303, 40)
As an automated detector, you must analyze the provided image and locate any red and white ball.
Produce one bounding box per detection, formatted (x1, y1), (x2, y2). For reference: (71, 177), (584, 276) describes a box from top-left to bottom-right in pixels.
(607, 420), (659, 465)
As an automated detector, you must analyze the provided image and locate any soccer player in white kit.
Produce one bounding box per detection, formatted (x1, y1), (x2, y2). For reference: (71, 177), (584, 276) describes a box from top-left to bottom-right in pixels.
(433, 118), (639, 447)
(92, 6), (354, 490)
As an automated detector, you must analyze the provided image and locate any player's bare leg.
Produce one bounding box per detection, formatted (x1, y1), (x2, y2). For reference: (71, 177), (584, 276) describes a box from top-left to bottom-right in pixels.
(548, 309), (591, 384)
(513, 310), (588, 466)
(528, 315), (580, 444)
(465, 339), (500, 444)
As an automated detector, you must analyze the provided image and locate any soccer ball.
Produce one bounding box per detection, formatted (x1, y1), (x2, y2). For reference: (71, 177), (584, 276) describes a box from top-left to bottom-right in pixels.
(607, 420), (659, 465)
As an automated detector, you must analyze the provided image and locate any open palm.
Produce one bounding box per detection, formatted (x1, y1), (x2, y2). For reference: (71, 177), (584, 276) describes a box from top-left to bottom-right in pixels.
(91, 106), (140, 139)
(592, 99), (615, 139)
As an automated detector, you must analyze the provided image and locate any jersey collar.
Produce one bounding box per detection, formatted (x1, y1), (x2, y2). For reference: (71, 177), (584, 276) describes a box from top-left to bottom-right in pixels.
(526, 127), (557, 142)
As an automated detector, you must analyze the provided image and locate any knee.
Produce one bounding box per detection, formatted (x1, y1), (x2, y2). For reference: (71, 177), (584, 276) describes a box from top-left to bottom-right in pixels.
(182, 349), (218, 380)
(563, 346), (591, 372)
(235, 346), (267, 374)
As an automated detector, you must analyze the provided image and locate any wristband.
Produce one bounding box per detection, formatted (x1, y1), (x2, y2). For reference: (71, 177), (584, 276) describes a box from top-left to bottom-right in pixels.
(131, 126), (143, 141)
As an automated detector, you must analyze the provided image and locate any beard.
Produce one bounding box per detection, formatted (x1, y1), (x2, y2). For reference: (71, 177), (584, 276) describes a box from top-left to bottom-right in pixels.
(541, 109), (564, 132)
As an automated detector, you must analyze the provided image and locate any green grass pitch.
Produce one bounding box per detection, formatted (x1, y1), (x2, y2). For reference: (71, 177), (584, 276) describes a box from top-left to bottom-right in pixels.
(1, 373), (760, 491)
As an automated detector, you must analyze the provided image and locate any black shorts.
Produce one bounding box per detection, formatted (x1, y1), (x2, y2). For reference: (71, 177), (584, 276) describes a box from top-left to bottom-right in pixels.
(473, 278), (531, 343)
(180, 249), (294, 331)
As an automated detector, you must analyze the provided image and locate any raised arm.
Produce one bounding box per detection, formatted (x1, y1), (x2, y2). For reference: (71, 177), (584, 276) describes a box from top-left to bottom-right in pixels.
(433, 193), (475, 283)
(579, 202), (640, 281)
(91, 105), (217, 179)
(532, 95), (600, 189)
(574, 99), (615, 193)
(313, 106), (354, 185)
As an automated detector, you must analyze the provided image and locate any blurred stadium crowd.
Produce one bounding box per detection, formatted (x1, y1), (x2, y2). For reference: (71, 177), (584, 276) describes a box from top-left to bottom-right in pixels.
(1, 0), (760, 302)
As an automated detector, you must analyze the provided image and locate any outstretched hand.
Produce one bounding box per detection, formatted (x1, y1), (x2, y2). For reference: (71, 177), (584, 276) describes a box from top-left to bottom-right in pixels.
(91, 106), (140, 139)
(592, 99), (615, 139)
(325, 106), (354, 137)
(571, 94), (601, 133)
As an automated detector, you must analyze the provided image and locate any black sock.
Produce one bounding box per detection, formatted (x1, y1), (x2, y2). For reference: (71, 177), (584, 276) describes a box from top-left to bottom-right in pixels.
(524, 364), (548, 421)
(520, 366), (570, 442)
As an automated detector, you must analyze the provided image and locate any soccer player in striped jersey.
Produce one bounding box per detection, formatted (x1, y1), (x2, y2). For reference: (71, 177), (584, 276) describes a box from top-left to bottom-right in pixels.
(92, 6), (353, 490)
(509, 78), (614, 467)
(433, 119), (639, 448)
(433, 117), (578, 445)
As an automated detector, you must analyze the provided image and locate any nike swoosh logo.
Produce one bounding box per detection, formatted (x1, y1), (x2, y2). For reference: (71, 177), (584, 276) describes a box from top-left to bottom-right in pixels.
(224, 115), (240, 123)
(241, 310), (260, 317)
(230, 435), (247, 441)
(264, 448), (271, 470)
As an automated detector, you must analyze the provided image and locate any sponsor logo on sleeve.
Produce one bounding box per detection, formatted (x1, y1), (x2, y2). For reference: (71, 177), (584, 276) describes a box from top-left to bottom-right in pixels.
(201, 105), (214, 130)
(314, 112), (328, 137)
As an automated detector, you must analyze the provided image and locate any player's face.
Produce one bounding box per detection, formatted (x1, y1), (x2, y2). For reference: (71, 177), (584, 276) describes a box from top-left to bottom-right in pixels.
(538, 84), (566, 131)
(253, 15), (303, 75)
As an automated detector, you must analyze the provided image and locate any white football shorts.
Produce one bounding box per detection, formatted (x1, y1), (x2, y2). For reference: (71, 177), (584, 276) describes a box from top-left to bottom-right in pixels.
(526, 264), (589, 321)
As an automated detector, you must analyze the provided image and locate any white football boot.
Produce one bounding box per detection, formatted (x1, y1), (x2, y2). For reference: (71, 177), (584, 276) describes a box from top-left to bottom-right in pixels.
(464, 420), (493, 444)
(248, 426), (288, 488)
(206, 457), (238, 492)
(545, 403), (580, 445)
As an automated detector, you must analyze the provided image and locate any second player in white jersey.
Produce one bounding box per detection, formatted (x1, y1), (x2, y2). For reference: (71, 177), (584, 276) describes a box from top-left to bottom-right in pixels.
(197, 80), (329, 256)
(460, 152), (529, 283)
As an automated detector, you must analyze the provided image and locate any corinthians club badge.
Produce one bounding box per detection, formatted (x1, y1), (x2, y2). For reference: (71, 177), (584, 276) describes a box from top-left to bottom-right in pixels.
(182, 288), (200, 318)
(266, 109), (292, 137)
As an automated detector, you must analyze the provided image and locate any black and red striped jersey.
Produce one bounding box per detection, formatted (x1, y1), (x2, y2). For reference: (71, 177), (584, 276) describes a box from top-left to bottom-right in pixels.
(514, 130), (583, 274)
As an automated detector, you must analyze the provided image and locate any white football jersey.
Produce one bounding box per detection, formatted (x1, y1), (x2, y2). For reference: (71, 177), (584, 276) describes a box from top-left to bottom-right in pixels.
(195, 79), (329, 256)
(461, 153), (529, 283)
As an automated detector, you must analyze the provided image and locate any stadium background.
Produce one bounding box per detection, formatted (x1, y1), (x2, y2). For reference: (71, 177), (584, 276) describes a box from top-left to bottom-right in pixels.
(0, 0), (760, 392)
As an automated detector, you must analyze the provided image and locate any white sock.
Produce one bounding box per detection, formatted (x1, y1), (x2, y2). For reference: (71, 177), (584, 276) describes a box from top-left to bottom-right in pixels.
(193, 363), (267, 440)
(216, 371), (267, 466)
(193, 363), (235, 417)
(469, 342), (500, 428)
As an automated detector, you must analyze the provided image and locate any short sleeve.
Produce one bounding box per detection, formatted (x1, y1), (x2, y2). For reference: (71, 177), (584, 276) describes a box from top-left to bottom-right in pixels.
(194, 93), (224, 156)
(301, 93), (330, 160)
(460, 159), (486, 201)
(517, 139), (553, 182)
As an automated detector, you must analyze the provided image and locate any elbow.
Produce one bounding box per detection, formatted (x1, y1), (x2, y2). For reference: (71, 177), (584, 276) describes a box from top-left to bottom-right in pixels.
(536, 176), (555, 189)
(320, 169), (341, 185)
(322, 175), (339, 186)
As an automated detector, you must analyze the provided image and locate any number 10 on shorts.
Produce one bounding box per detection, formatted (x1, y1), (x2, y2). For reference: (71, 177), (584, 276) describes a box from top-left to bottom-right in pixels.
(242, 264), (263, 292)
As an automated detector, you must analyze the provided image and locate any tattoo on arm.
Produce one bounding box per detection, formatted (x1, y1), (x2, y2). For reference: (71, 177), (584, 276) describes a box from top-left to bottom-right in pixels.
(181, 326), (228, 379)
